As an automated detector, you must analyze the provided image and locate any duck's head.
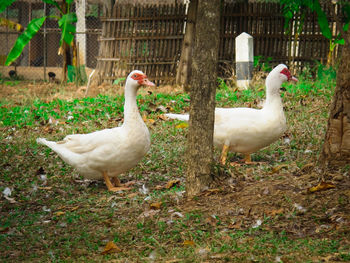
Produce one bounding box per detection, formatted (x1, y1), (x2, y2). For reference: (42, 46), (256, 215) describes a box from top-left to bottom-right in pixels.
(266, 64), (297, 92)
(126, 70), (155, 90)
(268, 64), (298, 83)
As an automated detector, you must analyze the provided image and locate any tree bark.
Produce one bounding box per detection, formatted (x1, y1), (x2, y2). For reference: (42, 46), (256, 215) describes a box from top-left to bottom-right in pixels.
(320, 30), (350, 167)
(59, 1), (72, 83)
(175, 0), (198, 88)
(186, 0), (220, 198)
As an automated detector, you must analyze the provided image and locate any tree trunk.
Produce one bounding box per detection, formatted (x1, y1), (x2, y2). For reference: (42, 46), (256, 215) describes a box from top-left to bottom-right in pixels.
(186, 0), (220, 198)
(61, 41), (72, 83)
(320, 30), (350, 167)
(175, 0), (197, 88)
(59, 1), (72, 83)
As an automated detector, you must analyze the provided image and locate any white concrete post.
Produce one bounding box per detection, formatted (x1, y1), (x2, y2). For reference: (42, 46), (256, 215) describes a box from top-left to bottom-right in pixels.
(76, 0), (86, 65)
(235, 32), (253, 89)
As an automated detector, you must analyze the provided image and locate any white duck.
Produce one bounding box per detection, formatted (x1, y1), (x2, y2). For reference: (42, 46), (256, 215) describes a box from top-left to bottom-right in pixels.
(37, 70), (155, 192)
(165, 64), (297, 165)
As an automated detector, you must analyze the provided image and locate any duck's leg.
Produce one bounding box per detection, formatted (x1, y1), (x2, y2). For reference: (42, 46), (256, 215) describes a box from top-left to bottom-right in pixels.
(220, 144), (229, 165)
(102, 172), (131, 192)
(244, 154), (252, 164)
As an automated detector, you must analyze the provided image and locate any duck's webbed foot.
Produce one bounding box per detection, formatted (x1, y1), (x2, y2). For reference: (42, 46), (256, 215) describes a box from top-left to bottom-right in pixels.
(103, 172), (132, 192)
(230, 154), (265, 166)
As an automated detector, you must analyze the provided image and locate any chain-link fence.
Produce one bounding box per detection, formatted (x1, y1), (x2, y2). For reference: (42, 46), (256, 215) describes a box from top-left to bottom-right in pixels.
(0, 0), (101, 81)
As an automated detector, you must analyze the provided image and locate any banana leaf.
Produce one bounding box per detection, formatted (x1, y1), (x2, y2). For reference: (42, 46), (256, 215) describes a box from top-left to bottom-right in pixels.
(58, 13), (77, 46)
(5, 16), (46, 66)
(42, 0), (62, 13)
(0, 0), (16, 13)
(313, 1), (331, 40)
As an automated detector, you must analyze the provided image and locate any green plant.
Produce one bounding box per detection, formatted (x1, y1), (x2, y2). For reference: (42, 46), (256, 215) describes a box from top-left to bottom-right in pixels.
(280, 0), (350, 65)
(217, 77), (228, 89)
(254, 55), (273, 72)
(113, 77), (126, 85)
(3, 0), (77, 66)
(67, 65), (87, 85)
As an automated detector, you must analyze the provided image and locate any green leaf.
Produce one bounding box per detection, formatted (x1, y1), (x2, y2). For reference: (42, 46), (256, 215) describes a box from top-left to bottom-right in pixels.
(41, 0), (62, 13)
(313, 1), (331, 39)
(58, 12), (77, 46)
(344, 22), (349, 32)
(113, 77), (126, 85)
(0, 0), (16, 13)
(5, 16), (46, 66)
(65, 0), (74, 5)
(335, 38), (345, 45)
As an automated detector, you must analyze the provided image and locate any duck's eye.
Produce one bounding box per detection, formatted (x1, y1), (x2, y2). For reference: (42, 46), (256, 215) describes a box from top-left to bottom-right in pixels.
(133, 74), (138, 78)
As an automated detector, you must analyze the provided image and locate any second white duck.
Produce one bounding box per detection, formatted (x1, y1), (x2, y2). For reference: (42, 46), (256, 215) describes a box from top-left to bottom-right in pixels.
(37, 70), (155, 192)
(165, 64), (297, 165)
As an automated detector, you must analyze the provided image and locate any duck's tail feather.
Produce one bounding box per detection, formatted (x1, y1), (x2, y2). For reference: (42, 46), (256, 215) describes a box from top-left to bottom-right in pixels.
(165, 113), (189, 121)
(37, 138), (56, 149)
(36, 138), (83, 166)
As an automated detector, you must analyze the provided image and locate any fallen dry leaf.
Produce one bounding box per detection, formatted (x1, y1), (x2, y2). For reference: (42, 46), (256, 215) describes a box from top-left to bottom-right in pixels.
(175, 123), (188, 129)
(138, 209), (159, 218)
(150, 202), (162, 210)
(154, 184), (164, 190)
(142, 115), (156, 125)
(127, 193), (138, 198)
(307, 181), (336, 193)
(267, 208), (284, 217)
(154, 179), (180, 190)
(70, 206), (79, 211)
(158, 114), (168, 120)
(101, 241), (121, 255)
(55, 211), (65, 216)
(210, 253), (229, 259)
(228, 221), (242, 229)
(166, 179), (180, 189)
(201, 188), (221, 196)
(4, 196), (17, 203)
(148, 118), (156, 125)
(38, 186), (52, 190)
(205, 216), (217, 227)
(183, 240), (195, 247)
(271, 164), (288, 174)
(300, 163), (314, 173)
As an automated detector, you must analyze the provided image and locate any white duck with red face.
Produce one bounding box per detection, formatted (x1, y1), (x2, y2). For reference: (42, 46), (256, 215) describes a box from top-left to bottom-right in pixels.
(37, 70), (155, 192)
(166, 64), (297, 164)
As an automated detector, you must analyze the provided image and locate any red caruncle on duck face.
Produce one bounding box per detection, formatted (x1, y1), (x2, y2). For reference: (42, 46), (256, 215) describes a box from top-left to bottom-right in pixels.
(280, 68), (298, 82)
(131, 72), (155, 87)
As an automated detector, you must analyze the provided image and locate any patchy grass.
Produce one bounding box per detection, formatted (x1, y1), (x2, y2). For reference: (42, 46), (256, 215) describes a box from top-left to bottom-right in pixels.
(1, 67), (350, 262)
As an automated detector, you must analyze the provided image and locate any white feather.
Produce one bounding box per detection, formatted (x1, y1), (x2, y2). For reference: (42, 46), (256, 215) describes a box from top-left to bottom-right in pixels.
(37, 70), (154, 180)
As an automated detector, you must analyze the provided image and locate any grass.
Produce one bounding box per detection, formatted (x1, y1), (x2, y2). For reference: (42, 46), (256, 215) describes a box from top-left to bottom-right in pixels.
(1, 65), (350, 262)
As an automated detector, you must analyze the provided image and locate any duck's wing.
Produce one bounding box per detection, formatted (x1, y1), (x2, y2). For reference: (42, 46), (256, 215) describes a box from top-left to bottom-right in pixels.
(214, 107), (262, 126)
(58, 127), (123, 154)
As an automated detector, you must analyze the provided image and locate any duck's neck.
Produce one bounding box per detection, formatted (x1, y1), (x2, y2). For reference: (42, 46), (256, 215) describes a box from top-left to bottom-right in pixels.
(263, 79), (283, 112)
(123, 85), (142, 126)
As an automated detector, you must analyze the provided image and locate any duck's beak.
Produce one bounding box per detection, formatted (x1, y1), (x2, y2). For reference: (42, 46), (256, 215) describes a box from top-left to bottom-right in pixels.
(290, 76), (298, 82)
(139, 77), (155, 87)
